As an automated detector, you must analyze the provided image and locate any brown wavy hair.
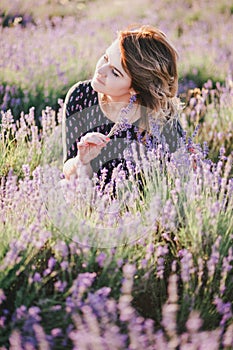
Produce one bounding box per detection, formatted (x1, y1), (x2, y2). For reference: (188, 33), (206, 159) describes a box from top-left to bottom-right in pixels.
(118, 25), (180, 129)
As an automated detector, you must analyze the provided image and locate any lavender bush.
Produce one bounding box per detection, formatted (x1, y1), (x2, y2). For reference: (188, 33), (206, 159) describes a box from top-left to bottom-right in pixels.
(0, 0), (233, 348)
(180, 76), (233, 162)
(0, 82), (232, 347)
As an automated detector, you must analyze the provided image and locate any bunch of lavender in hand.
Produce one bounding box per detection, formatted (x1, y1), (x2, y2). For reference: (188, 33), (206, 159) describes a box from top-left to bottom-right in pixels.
(107, 116), (132, 137)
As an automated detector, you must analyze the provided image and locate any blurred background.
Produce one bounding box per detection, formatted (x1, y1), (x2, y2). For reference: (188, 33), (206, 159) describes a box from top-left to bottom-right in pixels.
(1, 0), (232, 114)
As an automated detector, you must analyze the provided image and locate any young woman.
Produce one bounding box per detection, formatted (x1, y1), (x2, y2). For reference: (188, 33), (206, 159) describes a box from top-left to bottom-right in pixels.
(62, 25), (183, 187)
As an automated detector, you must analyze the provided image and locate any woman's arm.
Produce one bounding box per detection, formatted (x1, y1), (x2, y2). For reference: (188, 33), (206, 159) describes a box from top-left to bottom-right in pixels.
(63, 156), (93, 180)
(62, 81), (94, 180)
(62, 81), (110, 181)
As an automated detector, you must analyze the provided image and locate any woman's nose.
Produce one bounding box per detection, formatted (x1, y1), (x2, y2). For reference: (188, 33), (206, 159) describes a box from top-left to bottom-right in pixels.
(97, 64), (108, 77)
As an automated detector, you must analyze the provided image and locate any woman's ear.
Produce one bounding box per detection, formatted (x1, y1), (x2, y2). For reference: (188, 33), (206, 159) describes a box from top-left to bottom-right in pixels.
(130, 89), (137, 96)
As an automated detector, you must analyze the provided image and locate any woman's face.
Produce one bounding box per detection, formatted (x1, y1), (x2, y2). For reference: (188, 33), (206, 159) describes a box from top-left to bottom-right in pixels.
(91, 39), (132, 103)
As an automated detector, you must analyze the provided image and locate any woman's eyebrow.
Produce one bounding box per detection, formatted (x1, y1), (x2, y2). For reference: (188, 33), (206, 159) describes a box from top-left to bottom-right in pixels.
(105, 50), (124, 77)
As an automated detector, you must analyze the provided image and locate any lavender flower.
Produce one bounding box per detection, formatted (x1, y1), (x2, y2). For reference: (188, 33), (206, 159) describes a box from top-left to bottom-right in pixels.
(96, 252), (107, 268)
(186, 310), (203, 333)
(54, 280), (67, 293)
(0, 289), (6, 304)
(107, 116), (132, 138)
(179, 249), (195, 283)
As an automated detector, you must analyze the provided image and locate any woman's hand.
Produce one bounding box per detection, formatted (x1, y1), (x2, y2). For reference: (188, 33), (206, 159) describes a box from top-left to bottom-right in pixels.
(77, 132), (110, 164)
(63, 132), (110, 180)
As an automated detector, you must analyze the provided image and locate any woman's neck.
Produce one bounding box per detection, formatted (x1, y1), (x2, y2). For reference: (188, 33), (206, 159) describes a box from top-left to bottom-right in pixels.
(99, 92), (130, 104)
(98, 93), (141, 124)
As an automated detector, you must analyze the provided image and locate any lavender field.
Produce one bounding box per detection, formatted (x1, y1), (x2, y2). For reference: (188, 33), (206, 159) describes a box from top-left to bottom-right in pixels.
(0, 0), (233, 349)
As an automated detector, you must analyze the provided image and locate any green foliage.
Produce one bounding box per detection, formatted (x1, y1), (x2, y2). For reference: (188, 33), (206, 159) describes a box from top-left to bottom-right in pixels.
(0, 136), (41, 179)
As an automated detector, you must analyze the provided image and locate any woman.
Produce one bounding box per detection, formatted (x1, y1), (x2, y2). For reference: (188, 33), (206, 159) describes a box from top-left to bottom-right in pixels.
(62, 25), (183, 188)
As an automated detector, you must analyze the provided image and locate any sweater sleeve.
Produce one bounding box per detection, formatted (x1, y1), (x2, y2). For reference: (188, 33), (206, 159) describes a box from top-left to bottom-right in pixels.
(160, 117), (184, 153)
(62, 81), (90, 164)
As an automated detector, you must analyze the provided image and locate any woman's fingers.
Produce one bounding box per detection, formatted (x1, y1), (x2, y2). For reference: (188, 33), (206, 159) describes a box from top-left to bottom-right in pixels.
(76, 132), (111, 164)
(77, 140), (106, 147)
(80, 132), (110, 145)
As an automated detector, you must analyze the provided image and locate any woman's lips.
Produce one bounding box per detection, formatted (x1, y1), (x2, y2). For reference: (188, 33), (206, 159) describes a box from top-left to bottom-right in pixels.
(95, 75), (105, 85)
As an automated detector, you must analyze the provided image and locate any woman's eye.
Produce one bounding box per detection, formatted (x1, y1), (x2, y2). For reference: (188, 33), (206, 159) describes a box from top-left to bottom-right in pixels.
(112, 70), (119, 77)
(103, 54), (119, 77)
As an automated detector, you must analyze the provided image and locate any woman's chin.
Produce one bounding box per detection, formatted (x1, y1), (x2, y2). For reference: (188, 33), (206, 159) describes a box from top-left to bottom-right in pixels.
(91, 78), (105, 93)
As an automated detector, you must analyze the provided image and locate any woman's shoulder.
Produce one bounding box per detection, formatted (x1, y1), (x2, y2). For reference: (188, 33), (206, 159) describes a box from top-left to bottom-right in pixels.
(64, 80), (96, 105)
(64, 80), (98, 116)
